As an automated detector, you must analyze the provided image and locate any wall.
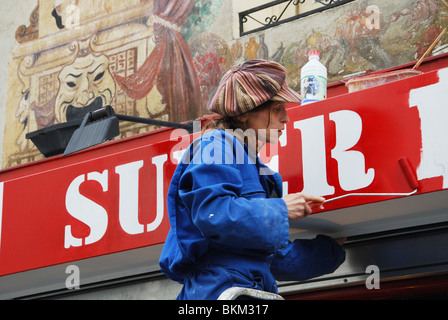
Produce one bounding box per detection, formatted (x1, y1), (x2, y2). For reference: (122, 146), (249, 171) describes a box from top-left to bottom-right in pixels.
(0, 0), (37, 169)
(1, 0), (447, 169)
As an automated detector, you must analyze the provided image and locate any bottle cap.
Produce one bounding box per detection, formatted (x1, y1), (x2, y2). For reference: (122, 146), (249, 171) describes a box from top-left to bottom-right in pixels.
(309, 50), (320, 57)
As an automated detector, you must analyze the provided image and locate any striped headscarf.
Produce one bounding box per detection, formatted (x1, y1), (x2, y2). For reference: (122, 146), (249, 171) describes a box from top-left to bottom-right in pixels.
(206, 59), (302, 116)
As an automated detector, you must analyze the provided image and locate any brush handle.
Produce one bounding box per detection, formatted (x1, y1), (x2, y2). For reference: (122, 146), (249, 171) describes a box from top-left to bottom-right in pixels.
(324, 189), (417, 203)
(413, 28), (447, 69)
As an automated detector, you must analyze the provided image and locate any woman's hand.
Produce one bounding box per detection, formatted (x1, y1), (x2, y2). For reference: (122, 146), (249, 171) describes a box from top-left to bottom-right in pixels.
(282, 193), (325, 221)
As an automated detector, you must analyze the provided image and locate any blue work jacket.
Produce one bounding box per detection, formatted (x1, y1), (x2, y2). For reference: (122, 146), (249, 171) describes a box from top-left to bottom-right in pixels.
(159, 129), (345, 300)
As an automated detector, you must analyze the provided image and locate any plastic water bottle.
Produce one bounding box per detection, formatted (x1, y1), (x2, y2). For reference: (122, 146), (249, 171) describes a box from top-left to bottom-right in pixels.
(300, 50), (327, 105)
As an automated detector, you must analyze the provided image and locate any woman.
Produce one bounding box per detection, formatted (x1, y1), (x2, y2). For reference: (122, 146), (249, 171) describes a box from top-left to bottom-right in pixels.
(159, 59), (346, 300)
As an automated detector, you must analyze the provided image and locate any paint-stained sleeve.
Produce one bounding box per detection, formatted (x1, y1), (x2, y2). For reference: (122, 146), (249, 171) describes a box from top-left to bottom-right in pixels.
(270, 235), (346, 281)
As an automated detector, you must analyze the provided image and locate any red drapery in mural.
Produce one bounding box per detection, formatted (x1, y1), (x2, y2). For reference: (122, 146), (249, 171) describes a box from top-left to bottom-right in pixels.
(114, 0), (201, 122)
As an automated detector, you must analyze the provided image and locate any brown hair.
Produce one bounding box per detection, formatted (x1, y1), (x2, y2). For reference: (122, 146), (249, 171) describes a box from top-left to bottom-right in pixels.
(203, 100), (274, 133)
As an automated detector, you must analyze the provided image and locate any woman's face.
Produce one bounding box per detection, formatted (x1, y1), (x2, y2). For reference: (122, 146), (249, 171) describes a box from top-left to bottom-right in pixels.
(238, 101), (290, 145)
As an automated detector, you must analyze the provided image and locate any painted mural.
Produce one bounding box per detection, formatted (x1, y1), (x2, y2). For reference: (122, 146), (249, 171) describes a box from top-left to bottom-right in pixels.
(4, 0), (447, 168)
(7, 0), (206, 167)
(279, 0), (447, 90)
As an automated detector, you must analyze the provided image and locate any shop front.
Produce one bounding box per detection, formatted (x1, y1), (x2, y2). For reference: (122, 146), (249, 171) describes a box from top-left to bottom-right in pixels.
(1, 56), (448, 299)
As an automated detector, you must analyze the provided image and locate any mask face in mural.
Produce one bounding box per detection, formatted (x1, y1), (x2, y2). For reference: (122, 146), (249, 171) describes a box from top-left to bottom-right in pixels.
(55, 53), (115, 122)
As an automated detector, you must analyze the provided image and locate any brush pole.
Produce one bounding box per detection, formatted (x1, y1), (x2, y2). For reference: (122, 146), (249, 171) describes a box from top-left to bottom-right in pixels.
(413, 28), (447, 69)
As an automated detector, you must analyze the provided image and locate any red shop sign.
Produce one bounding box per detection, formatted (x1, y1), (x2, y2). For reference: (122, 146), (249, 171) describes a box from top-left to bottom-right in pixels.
(1, 67), (447, 276)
